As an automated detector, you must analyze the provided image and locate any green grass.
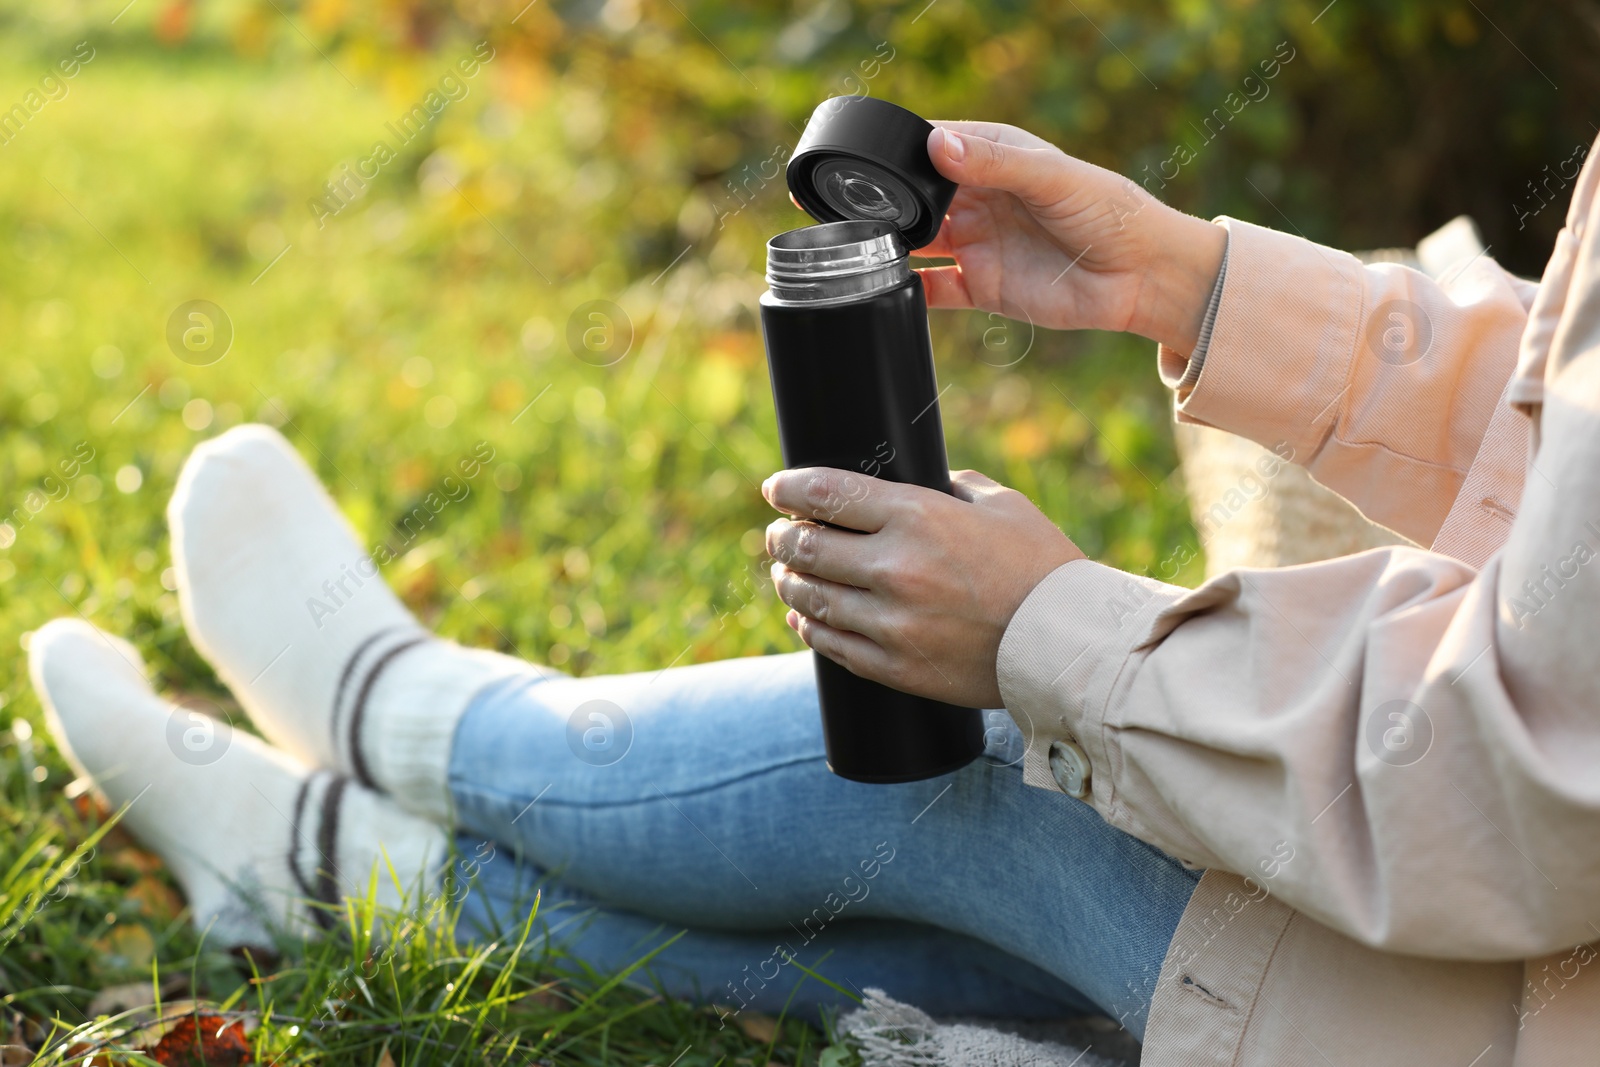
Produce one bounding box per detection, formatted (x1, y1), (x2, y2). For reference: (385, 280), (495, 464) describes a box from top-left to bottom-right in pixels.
(0, 802), (841, 1066)
(0, 22), (1199, 1067)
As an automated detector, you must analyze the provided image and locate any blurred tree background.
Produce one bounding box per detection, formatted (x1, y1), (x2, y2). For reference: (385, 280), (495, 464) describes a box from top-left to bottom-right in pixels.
(0, 0), (1594, 1060)
(207, 0), (1598, 276)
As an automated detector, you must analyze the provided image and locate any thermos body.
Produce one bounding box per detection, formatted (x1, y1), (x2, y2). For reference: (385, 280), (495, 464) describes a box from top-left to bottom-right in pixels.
(760, 221), (986, 783)
(761, 279), (950, 491)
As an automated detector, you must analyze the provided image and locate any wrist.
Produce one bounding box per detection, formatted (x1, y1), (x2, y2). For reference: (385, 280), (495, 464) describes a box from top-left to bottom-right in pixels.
(1131, 208), (1228, 354)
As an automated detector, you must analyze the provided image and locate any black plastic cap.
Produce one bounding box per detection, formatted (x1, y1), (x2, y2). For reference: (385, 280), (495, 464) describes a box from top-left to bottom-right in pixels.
(787, 96), (958, 251)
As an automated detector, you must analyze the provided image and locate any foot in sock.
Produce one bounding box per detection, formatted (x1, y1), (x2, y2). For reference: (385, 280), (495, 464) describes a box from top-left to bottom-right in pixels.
(28, 617), (448, 947)
(169, 425), (541, 821)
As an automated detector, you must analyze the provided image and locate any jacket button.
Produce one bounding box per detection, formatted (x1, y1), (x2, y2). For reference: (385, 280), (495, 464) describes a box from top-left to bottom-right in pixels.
(1048, 739), (1091, 798)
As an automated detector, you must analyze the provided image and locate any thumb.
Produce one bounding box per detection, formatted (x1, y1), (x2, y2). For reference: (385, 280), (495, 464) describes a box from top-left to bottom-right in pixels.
(928, 127), (1074, 207)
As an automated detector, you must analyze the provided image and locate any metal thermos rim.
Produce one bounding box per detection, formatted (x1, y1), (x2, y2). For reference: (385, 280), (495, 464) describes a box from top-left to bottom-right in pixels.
(764, 220), (911, 306)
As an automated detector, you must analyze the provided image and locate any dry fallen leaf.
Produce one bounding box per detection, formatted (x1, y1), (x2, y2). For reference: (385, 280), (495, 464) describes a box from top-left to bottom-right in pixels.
(374, 1042), (395, 1067)
(87, 982), (157, 1019)
(142, 1014), (251, 1067)
(127, 1002), (257, 1050)
(70, 793), (109, 823)
(734, 1011), (779, 1043)
(105, 847), (164, 877)
(126, 877), (185, 922)
(0, 1045), (33, 1066)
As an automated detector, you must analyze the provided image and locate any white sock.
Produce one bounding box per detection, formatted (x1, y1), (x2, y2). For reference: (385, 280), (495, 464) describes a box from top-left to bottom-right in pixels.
(169, 425), (536, 822)
(28, 618), (449, 947)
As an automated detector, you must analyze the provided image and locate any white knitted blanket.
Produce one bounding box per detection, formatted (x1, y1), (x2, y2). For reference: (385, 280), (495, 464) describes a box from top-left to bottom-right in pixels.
(839, 989), (1129, 1067)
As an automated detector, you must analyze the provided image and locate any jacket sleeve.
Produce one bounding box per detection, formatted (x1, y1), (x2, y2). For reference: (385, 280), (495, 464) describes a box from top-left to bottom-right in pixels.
(1157, 218), (1536, 547)
(997, 203), (1600, 963)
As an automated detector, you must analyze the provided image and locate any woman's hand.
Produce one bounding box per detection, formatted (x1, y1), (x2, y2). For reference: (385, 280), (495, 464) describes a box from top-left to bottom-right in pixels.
(917, 122), (1227, 354)
(763, 466), (1083, 709)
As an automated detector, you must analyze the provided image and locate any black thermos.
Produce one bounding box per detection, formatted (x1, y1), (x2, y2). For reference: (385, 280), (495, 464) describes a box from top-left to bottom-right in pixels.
(760, 96), (986, 783)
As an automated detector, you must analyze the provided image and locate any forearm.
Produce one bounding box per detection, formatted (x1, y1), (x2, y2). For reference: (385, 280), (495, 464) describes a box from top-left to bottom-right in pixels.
(1128, 206), (1229, 354)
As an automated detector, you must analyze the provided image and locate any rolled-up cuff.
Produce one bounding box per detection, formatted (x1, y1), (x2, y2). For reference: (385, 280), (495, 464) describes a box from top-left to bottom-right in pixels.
(995, 559), (1186, 814)
(1158, 218), (1366, 460)
(1160, 228), (1232, 399)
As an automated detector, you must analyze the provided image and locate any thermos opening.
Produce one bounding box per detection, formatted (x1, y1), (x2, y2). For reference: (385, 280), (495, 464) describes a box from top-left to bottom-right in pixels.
(764, 220), (911, 307)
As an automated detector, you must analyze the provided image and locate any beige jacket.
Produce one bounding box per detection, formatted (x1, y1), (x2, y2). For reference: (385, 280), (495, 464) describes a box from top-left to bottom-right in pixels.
(998, 134), (1600, 1066)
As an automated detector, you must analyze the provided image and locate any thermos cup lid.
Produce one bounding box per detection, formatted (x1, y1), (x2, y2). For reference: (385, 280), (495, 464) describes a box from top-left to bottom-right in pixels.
(787, 96), (958, 250)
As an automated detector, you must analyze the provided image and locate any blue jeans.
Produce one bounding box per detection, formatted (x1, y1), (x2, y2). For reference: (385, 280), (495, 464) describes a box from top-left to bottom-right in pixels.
(445, 651), (1199, 1038)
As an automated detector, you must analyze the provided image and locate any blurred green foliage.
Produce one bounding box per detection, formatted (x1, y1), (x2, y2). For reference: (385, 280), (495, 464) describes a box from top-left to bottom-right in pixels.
(135, 0), (1600, 275)
(0, 1), (1591, 1058)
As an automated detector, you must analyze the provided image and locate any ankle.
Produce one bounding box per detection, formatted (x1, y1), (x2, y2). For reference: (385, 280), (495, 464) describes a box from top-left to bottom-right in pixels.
(352, 640), (530, 823)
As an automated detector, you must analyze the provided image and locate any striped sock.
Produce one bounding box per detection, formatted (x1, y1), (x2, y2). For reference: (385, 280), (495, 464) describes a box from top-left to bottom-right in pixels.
(29, 618), (449, 946)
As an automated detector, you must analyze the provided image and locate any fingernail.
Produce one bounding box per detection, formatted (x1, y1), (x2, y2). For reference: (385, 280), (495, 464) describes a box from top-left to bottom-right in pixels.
(943, 130), (965, 162)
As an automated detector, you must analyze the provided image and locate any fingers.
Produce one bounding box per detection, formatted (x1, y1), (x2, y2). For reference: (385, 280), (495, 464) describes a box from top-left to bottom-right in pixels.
(772, 563), (884, 640)
(785, 608), (894, 683)
(927, 120), (1059, 153)
(926, 126), (1079, 210)
(762, 467), (916, 532)
(916, 264), (973, 309)
(766, 518), (881, 586)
